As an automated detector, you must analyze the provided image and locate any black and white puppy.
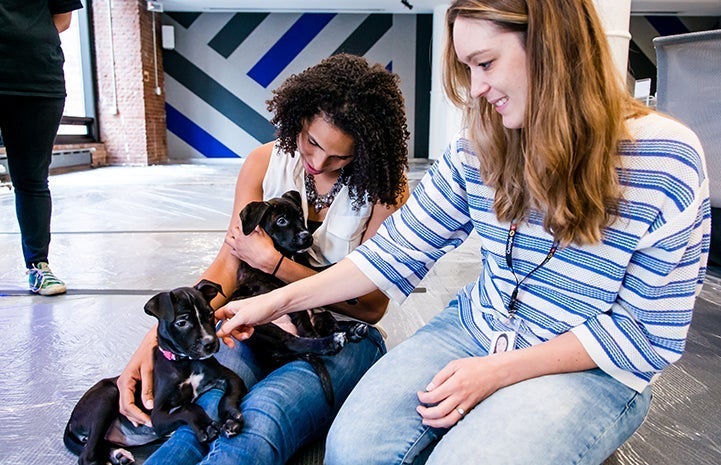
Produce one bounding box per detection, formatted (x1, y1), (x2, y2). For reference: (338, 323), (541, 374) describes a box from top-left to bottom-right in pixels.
(229, 190), (369, 405)
(63, 281), (246, 465)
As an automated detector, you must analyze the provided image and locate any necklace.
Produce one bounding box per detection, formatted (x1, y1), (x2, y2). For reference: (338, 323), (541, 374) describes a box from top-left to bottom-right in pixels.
(305, 169), (345, 213)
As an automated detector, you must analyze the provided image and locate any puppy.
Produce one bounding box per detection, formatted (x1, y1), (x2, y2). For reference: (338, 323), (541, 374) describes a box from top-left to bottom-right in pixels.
(64, 281), (246, 465)
(229, 190), (369, 405)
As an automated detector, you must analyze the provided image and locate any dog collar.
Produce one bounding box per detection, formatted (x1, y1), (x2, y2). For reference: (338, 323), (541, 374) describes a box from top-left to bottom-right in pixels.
(159, 346), (180, 361)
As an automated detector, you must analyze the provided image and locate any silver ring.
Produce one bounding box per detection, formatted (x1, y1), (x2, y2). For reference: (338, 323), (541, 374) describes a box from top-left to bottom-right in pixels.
(456, 407), (466, 416)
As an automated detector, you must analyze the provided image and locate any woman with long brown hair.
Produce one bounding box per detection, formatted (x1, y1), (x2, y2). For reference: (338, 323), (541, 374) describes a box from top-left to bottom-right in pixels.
(216, 1), (711, 463)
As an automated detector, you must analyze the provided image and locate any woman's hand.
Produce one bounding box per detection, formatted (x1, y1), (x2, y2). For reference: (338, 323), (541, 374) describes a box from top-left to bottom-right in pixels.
(416, 356), (505, 429)
(416, 332), (598, 428)
(117, 328), (157, 427)
(224, 222), (278, 272)
(214, 292), (286, 347)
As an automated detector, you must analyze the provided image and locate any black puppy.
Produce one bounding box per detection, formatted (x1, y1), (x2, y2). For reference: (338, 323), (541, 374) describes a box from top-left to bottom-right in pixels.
(229, 190), (368, 405)
(64, 281), (246, 465)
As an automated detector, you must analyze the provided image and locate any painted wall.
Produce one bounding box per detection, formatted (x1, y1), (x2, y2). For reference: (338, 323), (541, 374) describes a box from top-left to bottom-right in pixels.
(162, 12), (432, 161)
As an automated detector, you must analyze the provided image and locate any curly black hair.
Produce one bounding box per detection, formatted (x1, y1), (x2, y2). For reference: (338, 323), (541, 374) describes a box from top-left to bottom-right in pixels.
(267, 53), (409, 209)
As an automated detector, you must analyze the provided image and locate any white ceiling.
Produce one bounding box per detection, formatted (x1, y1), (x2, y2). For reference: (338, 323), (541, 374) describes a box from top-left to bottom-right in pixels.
(158, 0), (721, 16)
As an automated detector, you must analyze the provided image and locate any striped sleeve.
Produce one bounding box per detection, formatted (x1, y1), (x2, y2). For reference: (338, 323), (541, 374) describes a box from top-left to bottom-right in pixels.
(572, 132), (711, 392)
(348, 137), (475, 303)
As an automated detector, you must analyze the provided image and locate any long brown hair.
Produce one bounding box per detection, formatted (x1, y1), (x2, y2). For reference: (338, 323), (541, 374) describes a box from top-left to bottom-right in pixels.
(443, 0), (649, 246)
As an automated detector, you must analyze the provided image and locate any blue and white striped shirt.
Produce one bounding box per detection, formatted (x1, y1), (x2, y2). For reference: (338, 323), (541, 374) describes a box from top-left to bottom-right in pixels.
(349, 112), (711, 392)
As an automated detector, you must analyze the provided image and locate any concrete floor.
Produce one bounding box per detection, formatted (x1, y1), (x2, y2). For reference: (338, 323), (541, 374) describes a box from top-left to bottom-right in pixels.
(0, 160), (719, 464)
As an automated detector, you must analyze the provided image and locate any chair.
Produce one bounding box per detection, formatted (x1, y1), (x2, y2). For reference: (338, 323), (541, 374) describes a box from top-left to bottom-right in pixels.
(654, 29), (721, 266)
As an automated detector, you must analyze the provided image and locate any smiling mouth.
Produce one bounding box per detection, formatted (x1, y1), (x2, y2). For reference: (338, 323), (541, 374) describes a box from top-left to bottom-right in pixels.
(493, 97), (508, 107)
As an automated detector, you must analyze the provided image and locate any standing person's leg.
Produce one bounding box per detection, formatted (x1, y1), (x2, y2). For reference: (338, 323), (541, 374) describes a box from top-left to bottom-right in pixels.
(424, 369), (651, 465)
(326, 302), (484, 465)
(1, 94), (66, 294)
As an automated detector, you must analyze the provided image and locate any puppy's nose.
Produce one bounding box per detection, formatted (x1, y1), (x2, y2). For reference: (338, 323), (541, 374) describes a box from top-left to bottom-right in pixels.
(298, 230), (312, 246)
(201, 335), (217, 352)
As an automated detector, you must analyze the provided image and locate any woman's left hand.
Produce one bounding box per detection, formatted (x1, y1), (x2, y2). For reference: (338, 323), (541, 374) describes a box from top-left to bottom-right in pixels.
(224, 222), (277, 271)
(416, 356), (504, 428)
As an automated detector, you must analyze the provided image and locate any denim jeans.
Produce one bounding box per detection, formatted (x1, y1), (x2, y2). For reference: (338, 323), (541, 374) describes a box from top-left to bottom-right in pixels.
(145, 322), (386, 465)
(0, 95), (65, 267)
(326, 303), (652, 465)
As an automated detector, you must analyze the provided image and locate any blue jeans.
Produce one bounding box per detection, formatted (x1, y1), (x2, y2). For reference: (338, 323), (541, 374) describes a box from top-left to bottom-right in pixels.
(145, 323), (386, 465)
(326, 303), (652, 465)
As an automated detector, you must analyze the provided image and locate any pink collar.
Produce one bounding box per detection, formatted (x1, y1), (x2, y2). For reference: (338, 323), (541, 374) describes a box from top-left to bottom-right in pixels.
(159, 347), (179, 361)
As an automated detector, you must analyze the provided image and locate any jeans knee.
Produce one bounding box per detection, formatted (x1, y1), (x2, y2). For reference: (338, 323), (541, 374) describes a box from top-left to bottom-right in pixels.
(203, 431), (283, 465)
(145, 427), (206, 465)
(325, 420), (375, 465)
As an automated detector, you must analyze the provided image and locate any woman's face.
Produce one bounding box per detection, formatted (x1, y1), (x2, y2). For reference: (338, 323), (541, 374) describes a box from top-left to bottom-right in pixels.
(453, 17), (528, 129)
(296, 115), (355, 177)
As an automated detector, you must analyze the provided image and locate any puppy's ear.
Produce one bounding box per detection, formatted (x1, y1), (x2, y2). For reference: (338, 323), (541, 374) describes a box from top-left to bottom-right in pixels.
(194, 279), (225, 303)
(144, 292), (175, 321)
(282, 190), (302, 210)
(240, 201), (271, 235)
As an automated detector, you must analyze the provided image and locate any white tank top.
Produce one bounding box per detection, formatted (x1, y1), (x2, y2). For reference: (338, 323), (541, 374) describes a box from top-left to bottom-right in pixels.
(261, 142), (373, 268)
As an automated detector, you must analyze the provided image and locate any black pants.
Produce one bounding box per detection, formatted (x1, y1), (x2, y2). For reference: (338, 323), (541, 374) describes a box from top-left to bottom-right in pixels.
(0, 94), (65, 267)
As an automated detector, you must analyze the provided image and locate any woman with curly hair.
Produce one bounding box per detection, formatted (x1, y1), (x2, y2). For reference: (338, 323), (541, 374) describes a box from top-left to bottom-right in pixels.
(117, 53), (410, 465)
(216, 1), (710, 463)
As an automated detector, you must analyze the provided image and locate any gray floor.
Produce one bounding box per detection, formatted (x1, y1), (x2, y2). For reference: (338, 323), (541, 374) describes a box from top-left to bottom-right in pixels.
(0, 160), (719, 464)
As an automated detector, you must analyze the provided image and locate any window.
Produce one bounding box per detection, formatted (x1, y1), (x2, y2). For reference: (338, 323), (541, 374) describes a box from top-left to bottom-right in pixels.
(57, 7), (97, 143)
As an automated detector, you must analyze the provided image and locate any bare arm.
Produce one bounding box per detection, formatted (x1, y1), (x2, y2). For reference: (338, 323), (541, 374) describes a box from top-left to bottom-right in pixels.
(116, 326), (157, 427)
(52, 12), (72, 33)
(216, 257), (379, 345)
(198, 143), (273, 307)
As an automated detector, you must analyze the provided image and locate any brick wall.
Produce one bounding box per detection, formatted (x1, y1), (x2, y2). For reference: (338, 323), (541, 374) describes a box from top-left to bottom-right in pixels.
(91, 0), (167, 165)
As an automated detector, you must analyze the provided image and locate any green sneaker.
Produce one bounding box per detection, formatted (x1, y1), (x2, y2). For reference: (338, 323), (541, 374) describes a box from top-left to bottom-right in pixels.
(28, 262), (67, 296)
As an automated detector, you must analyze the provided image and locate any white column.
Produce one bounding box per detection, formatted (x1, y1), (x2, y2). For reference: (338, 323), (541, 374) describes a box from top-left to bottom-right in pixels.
(428, 4), (462, 160)
(593, 0), (633, 84)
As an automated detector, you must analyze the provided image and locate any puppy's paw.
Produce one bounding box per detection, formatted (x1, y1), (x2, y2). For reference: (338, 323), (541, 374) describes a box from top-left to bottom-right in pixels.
(347, 323), (369, 342)
(331, 332), (347, 351)
(109, 448), (135, 465)
(221, 409), (244, 437)
(197, 421), (220, 443)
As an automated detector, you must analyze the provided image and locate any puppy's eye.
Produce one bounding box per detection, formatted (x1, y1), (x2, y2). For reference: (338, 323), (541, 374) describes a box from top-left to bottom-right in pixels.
(175, 318), (188, 328)
(276, 216), (289, 227)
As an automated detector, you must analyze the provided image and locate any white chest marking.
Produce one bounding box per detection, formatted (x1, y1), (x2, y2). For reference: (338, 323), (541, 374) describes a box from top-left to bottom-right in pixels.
(181, 373), (205, 400)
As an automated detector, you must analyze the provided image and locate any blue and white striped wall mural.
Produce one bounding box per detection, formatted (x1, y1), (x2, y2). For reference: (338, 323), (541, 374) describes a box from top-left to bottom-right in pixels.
(162, 12), (432, 160)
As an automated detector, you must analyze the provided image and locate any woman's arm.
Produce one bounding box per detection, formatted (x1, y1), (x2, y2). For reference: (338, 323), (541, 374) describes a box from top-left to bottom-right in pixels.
(198, 142), (274, 306)
(52, 12), (72, 33)
(216, 257), (379, 345)
(116, 326), (157, 427)
(224, 170), (410, 323)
